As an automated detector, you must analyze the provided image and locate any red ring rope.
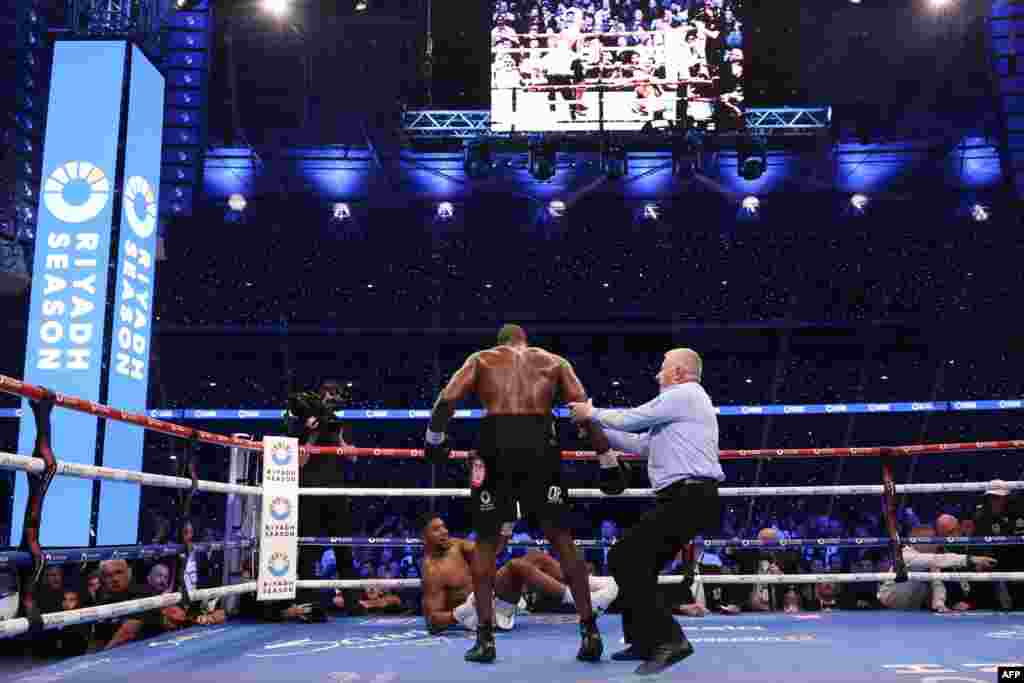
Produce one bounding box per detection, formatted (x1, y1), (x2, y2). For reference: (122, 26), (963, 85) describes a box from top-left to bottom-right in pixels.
(2, 374), (1023, 461)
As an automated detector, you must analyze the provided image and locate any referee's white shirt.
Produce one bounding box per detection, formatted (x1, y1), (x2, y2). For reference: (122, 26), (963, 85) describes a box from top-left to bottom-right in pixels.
(592, 381), (724, 492)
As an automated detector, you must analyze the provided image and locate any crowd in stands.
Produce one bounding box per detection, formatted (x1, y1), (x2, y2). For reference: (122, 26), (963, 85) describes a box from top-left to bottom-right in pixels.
(130, 196), (1022, 331)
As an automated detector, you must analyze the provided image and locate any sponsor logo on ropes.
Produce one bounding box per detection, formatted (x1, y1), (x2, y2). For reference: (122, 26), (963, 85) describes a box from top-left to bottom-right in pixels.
(825, 404), (847, 413)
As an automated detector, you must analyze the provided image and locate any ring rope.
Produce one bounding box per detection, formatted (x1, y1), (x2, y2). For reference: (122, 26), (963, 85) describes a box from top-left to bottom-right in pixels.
(291, 535), (1024, 549)
(3, 375), (1024, 462)
(1, 453), (1020, 500)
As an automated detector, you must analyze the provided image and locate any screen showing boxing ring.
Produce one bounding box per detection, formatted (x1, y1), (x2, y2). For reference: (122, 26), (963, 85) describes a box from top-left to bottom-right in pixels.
(489, 0), (745, 133)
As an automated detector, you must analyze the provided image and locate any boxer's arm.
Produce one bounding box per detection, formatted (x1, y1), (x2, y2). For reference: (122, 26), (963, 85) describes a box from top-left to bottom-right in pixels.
(557, 357), (611, 454)
(421, 571), (454, 633)
(428, 354), (479, 439)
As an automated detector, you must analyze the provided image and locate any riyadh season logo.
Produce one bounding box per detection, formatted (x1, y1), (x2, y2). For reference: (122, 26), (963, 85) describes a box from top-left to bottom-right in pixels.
(270, 441), (293, 466)
(268, 552), (291, 577)
(270, 496), (292, 521)
(43, 161), (111, 223)
(123, 176), (157, 238)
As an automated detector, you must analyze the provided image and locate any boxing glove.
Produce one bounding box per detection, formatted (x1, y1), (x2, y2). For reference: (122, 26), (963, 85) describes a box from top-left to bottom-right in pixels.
(598, 452), (630, 496)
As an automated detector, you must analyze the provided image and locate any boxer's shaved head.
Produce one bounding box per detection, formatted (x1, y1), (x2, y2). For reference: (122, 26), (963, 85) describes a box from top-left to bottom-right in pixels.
(497, 324), (527, 346)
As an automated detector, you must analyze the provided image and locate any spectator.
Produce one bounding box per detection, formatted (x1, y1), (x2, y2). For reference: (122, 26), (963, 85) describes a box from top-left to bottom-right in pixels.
(739, 528), (801, 612)
(85, 571), (101, 605)
(93, 560), (163, 649)
(146, 563), (173, 595)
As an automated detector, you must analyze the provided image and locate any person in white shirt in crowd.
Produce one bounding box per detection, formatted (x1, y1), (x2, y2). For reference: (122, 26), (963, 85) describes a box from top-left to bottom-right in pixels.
(878, 517), (996, 612)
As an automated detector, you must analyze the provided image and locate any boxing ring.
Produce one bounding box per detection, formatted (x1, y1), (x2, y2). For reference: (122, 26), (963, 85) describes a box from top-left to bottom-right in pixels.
(1, 373), (1024, 682)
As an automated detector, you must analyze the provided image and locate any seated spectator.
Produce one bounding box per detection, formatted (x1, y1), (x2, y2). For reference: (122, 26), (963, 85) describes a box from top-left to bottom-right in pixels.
(38, 566), (65, 615)
(739, 528), (802, 612)
(84, 571), (101, 605)
(51, 590), (90, 657)
(93, 560), (164, 649)
(699, 564), (741, 615)
(146, 563), (173, 595)
(878, 521), (996, 612)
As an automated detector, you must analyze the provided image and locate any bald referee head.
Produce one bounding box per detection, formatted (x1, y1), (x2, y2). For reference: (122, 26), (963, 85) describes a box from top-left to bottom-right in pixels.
(656, 348), (702, 389)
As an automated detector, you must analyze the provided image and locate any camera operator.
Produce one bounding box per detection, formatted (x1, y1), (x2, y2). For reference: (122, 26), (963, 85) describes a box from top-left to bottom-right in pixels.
(287, 379), (358, 614)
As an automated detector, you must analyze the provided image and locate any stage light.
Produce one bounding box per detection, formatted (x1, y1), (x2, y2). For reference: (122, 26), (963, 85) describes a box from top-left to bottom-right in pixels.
(355, 0), (368, 10)
(548, 200), (566, 218)
(643, 203), (661, 220)
(970, 203), (989, 222)
(263, 0), (289, 17)
(529, 138), (558, 181)
(437, 202), (454, 220)
(464, 139), (493, 179)
(850, 194), (869, 211)
(738, 195), (760, 221)
(737, 137), (767, 181)
(175, 0), (202, 10)
(228, 193), (247, 212)
(332, 203), (351, 221)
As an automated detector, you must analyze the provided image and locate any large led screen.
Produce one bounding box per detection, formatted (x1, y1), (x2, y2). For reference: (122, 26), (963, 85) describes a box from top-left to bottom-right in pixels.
(490, 0), (745, 132)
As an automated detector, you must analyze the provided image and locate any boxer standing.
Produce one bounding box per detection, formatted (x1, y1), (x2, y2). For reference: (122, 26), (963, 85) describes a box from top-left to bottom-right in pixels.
(424, 324), (622, 664)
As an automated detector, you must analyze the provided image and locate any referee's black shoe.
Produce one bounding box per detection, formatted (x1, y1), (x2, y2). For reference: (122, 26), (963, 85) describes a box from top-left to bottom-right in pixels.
(634, 638), (695, 676)
(610, 645), (651, 661)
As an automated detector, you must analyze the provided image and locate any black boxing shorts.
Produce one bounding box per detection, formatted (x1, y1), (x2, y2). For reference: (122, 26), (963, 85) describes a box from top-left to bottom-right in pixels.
(470, 415), (571, 538)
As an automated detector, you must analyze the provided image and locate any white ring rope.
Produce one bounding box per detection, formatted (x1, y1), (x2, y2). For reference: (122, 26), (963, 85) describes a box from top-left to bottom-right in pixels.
(3, 452), (1022, 499)
(0, 452), (261, 496)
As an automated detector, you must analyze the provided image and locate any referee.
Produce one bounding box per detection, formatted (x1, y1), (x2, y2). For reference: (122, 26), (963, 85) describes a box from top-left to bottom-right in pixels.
(569, 348), (723, 676)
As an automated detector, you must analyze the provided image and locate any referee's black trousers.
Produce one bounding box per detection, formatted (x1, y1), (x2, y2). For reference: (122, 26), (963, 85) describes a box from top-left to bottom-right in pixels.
(608, 479), (721, 651)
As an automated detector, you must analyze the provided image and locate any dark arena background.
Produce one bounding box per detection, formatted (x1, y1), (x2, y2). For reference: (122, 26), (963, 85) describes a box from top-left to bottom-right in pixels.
(1, 0), (1024, 681)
